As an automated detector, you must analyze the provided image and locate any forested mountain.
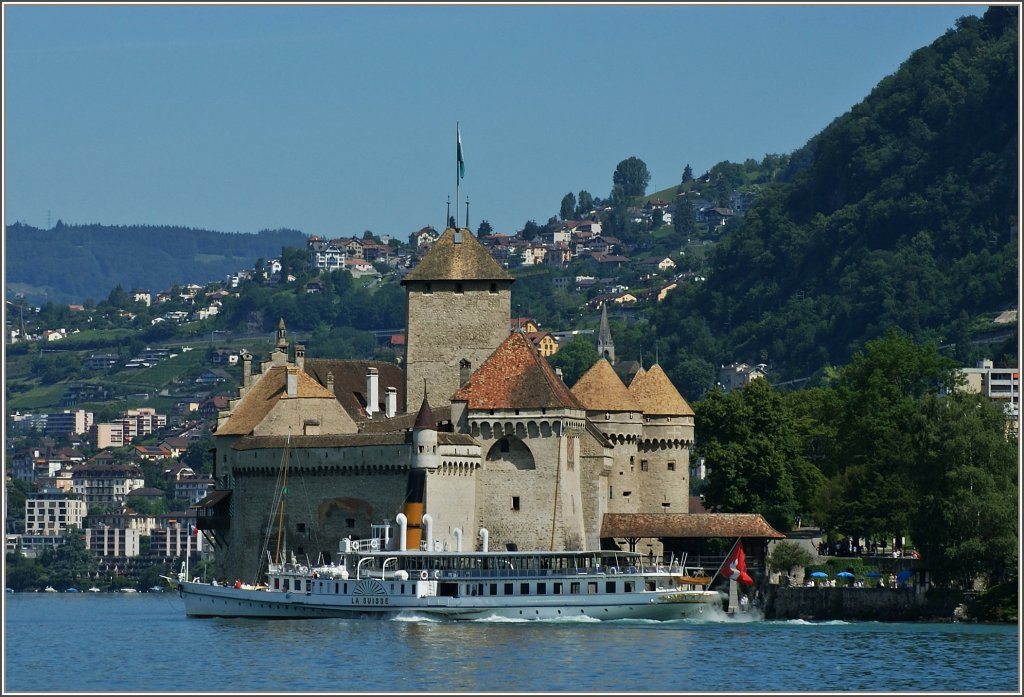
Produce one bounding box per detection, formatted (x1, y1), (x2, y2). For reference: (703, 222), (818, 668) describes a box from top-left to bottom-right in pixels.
(5, 222), (307, 304)
(652, 7), (1018, 392)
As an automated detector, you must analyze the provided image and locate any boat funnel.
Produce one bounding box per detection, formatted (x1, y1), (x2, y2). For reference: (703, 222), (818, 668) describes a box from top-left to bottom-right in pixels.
(421, 514), (433, 552)
(395, 513), (408, 552)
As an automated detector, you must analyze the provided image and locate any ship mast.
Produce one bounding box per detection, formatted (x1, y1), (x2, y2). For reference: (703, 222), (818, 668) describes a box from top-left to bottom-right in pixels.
(274, 434), (291, 564)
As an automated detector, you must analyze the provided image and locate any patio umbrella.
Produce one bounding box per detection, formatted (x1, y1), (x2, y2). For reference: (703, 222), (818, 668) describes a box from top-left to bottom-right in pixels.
(810, 571), (829, 578)
(836, 571), (855, 578)
(895, 569), (914, 583)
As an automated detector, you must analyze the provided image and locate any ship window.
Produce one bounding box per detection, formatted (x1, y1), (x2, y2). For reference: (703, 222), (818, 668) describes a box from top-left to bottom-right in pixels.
(283, 579), (290, 591)
(605, 581), (616, 594)
(401, 584), (406, 594)
(306, 580), (312, 592)
(571, 582), (581, 595)
(553, 582), (563, 594)
(624, 581), (634, 592)
(477, 583), (484, 596)
(505, 583), (513, 595)
(490, 583), (497, 596)
(335, 583), (339, 594)
(646, 581), (656, 592)
(588, 582), (598, 594)
(520, 583), (530, 595)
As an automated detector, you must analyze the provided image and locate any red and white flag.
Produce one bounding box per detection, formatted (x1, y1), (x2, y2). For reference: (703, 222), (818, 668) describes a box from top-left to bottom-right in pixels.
(720, 540), (754, 586)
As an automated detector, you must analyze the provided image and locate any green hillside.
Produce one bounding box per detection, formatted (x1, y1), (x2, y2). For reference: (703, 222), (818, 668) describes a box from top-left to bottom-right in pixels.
(4, 222), (308, 305)
(651, 6), (1018, 394)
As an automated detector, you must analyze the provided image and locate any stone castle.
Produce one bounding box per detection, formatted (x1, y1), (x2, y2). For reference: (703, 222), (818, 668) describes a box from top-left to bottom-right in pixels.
(199, 227), (697, 582)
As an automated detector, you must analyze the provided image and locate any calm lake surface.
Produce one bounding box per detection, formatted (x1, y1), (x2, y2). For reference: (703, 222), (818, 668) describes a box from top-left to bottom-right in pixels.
(3, 593), (1019, 693)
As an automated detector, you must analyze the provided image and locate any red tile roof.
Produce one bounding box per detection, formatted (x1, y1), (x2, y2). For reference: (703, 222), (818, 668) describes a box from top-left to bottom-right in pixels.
(451, 332), (583, 411)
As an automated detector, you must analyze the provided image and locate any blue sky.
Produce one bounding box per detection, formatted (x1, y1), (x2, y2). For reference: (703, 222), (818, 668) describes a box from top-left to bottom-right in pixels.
(3, 3), (989, 239)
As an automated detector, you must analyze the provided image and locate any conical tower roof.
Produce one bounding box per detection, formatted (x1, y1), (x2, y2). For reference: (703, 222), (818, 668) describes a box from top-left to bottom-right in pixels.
(413, 394), (435, 430)
(401, 227), (513, 283)
(628, 364), (694, 416)
(571, 358), (641, 413)
(452, 331), (583, 411)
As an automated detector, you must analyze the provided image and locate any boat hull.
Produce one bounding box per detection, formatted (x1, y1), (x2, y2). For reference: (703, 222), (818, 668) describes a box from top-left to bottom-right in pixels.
(172, 579), (720, 622)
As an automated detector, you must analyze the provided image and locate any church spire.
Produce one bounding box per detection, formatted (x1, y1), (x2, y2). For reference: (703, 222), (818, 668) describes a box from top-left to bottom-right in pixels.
(597, 301), (615, 364)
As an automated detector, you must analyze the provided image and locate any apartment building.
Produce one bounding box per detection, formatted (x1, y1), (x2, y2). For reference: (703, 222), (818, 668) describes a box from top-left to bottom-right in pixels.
(71, 463), (146, 504)
(24, 488), (87, 536)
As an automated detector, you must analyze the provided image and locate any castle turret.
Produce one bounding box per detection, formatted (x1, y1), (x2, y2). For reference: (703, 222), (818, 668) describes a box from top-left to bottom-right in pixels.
(402, 395), (438, 550)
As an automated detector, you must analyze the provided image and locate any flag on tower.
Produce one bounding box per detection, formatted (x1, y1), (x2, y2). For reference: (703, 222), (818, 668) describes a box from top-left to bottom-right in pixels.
(457, 125), (465, 180)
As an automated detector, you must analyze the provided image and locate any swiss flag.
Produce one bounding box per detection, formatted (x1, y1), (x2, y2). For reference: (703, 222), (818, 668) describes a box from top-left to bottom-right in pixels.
(720, 540), (754, 586)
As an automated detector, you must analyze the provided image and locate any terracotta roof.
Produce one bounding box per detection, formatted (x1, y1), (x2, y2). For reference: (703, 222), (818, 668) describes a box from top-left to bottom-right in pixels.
(304, 359), (405, 418)
(600, 513), (785, 539)
(627, 364), (694, 416)
(401, 227), (513, 283)
(216, 366), (339, 436)
(571, 359), (642, 413)
(451, 332), (583, 411)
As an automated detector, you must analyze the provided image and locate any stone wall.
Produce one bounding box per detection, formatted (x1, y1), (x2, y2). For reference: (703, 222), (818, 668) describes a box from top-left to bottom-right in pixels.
(766, 586), (963, 621)
(405, 280), (511, 408)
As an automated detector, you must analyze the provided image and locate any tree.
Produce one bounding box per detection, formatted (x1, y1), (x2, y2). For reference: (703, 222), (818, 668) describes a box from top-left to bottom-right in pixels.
(560, 192), (577, 221)
(673, 199), (696, 237)
(477, 220), (493, 236)
(181, 433), (216, 474)
(695, 378), (820, 532)
(38, 527), (98, 590)
(767, 541), (813, 578)
(612, 156), (651, 198)
(520, 220), (541, 242)
(576, 191), (594, 218)
(681, 164), (693, 183)
(907, 392), (1017, 588)
(546, 335), (600, 387)
(4, 550), (45, 591)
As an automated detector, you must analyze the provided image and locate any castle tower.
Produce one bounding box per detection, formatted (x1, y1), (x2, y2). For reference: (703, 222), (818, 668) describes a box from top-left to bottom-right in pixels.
(402, 227), (514, 409)
(570, 358), (643, 548)
(596, 301), (615, 365)
(628, 364), (695, 516)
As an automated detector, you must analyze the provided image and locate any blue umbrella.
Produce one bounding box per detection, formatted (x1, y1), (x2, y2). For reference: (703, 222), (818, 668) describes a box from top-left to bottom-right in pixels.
(836, 571), (855, 578)
(895, 569), (914, 583)
(810, 571), (829, 578)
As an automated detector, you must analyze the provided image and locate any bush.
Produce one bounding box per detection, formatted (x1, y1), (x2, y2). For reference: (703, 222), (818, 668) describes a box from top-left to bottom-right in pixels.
(768, 541), (813, 575)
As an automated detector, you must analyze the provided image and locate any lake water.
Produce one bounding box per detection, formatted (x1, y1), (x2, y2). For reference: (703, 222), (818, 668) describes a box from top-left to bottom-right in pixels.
(3, 593), (1019, 693)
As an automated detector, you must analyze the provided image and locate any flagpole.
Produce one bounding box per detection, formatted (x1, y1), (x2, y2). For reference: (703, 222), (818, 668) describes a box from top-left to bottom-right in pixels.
(455, 122), (461, 229)
(709, 536), (741, 587)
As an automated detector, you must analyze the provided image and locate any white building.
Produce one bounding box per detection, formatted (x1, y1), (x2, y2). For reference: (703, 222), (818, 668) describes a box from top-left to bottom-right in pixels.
(24, 489), (88, 536)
